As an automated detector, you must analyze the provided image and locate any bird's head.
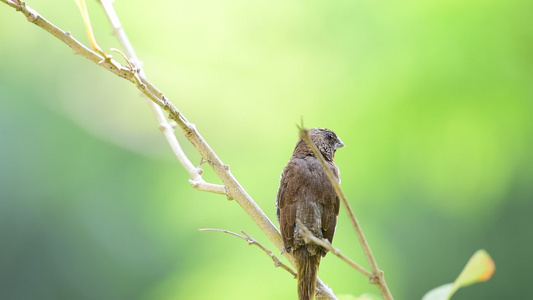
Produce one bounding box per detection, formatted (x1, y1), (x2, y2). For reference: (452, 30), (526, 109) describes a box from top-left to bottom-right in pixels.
(295, 128), (344, 161)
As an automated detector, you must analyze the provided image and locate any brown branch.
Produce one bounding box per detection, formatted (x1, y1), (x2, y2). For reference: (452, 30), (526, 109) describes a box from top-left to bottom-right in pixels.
(200, 228), (297, 278)
(296, 219), (374, 279)
(299, 126), (394, 300)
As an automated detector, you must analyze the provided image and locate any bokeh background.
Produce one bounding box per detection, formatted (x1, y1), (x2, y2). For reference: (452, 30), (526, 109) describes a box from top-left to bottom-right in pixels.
(1, 0), (532, 299)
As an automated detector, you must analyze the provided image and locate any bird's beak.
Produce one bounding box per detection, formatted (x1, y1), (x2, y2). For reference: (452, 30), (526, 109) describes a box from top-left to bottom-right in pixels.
(335, 137), (345, 150)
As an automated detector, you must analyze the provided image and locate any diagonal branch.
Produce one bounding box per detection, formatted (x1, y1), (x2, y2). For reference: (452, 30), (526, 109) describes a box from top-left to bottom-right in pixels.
(200, 228), (297, 278)
(296, 219), (374, 279)
(299, 126), (394, 300)
(1, 1), (337, 298)
(96, 0), (225, 195)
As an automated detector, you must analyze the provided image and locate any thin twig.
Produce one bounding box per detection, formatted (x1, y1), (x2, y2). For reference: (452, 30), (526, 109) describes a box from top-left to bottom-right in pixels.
(74, 0), (104, 55)
(200, 228), (297, 278)
(299, 126), (394, 300)
(296, 219), (374, 279)
(96, 0), (226, 195)
(1, 1), (337, 298)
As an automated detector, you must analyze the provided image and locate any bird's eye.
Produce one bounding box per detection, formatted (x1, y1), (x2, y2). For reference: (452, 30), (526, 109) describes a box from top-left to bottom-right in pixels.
(326, 132), (335, 141)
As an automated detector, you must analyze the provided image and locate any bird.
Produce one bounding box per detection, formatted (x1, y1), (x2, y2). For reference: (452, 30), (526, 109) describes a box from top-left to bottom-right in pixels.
(276, 128), (344, 300)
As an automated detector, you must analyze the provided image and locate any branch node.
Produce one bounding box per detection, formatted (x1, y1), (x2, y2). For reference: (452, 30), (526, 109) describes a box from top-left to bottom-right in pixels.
(185, 122), (196, 133)
(158, 123), (168, 132)
(110, 26), (122, 37)
(161, 94), (170, 109)
(170, 109), (180, 120)
(111, 47), (136, 72)
(25, 6), (38, 22)
(226, 192), (235, 201)
(196, 167), (204, 175)
(189, 179), (199, 188)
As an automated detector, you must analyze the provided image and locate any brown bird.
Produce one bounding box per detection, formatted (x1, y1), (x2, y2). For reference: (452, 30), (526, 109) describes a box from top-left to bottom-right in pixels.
(276, 128), (344, 300)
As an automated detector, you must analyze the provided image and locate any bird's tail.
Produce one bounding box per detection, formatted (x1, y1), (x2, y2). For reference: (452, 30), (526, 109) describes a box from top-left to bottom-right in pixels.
(294, 247), (321, 300)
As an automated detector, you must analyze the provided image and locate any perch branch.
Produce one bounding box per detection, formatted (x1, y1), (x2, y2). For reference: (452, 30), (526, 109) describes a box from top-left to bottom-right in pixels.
(1, 1), (337, 298)
(296, 219), (373, 279)
(200, 228), (297, 278)
(299, 127), (393, 299)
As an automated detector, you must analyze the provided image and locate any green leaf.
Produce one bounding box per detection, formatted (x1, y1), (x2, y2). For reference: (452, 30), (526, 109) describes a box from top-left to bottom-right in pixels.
(452, 249), (495, 290)
(422, 283), (454, 300)
(422, 250), (495, 300)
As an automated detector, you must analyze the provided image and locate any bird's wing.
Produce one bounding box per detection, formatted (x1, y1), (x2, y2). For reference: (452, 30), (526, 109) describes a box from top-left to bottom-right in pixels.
(321, 195), (339, 246)
(320, 163), (340, 247)
(276, 159), (304, 252)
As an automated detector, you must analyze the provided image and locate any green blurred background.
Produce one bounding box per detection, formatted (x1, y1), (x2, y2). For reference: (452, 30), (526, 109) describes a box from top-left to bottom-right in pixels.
(1, 0), (532, 299)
